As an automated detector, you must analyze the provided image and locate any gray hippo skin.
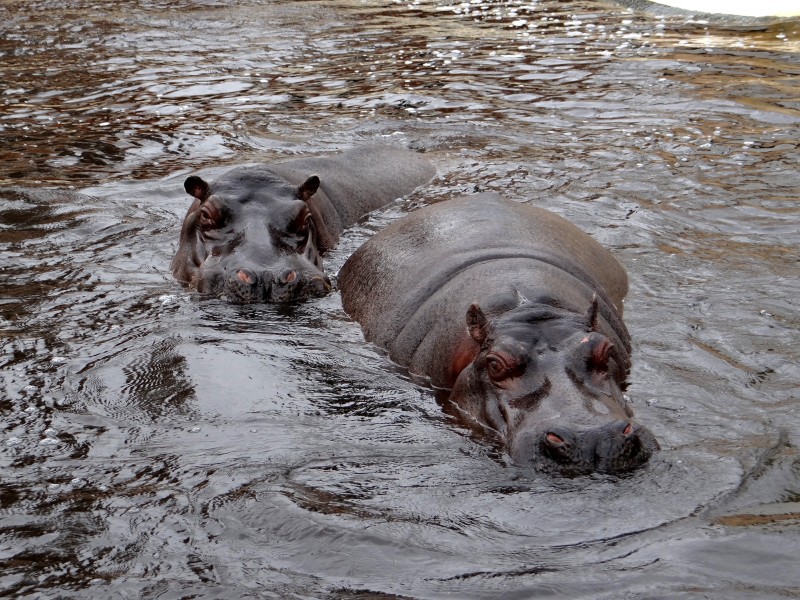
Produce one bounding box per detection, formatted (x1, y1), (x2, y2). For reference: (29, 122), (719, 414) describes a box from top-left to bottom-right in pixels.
(339, 194), (659, 474)
(172, 145), (434, 303)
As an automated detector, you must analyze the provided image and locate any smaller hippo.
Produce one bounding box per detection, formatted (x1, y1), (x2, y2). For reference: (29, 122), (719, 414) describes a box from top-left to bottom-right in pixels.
(339, 194), (658, 474)
(172, 145), (434, 303)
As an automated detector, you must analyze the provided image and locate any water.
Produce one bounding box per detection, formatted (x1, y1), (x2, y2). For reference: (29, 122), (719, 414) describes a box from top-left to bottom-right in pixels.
(1, 1), (799, 598)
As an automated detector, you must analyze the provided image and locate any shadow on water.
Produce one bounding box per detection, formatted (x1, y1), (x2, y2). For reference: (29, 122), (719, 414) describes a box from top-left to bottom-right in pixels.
(1, 0), (799, 598)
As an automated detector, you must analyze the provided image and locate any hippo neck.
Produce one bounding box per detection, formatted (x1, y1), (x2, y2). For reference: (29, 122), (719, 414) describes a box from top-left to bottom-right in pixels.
(394, 246), (630, 350)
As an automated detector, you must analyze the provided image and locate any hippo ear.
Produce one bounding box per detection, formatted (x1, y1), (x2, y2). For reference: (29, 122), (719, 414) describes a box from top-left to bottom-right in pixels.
(297, 175), (320, 202)
(466, 303), (490, 346)
(184, 176), (210, 200)
(585, 293), (599, 331)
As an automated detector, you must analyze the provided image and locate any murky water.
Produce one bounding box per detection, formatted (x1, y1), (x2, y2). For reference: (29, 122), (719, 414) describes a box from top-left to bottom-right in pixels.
(1, 0), (799, 598)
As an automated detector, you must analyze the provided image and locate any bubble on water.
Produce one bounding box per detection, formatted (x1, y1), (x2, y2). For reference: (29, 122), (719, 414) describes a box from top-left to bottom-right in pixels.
(188, 426), (201, 433)
(25, 406), (38, 414)
(40, 437), (60, 446)
(70, 477), (87, 487)
(47, 483), (61, 492)
(159, 294), (179, 305)
(51, 356), (68, 364)
(23, 385), (37, 394)
(43, 428), (58, 437)
(5, 436), (22, 446)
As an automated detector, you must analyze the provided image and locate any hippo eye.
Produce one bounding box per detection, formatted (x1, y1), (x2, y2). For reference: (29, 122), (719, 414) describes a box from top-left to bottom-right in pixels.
(486, 358), (507, 381)
(199, 203), (223, 230)
(588, 338), (614, 371)
(289, 208), (312, 235)
(299, 215), (313, 236)
(484, 353), (520, 383)
(289, 210), (316, 254)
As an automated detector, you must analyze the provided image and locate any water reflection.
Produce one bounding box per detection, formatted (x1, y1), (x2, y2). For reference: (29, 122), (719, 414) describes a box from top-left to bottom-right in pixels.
(1, 0), (799, 598)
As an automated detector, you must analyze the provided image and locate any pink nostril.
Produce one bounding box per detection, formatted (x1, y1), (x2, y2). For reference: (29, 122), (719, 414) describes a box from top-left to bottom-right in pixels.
(237, 270), (254, 284)
(546, 432), (565, 446)
(623, 423), (633, 436)
(277, 269), (297, 285)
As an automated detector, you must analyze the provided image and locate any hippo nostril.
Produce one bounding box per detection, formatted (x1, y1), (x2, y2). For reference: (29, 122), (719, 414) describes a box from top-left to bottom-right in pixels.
(236, 269), (255, 285)
(540, 428), (579, 467)
(588, 421), (659, 474)
(278, 268), (298, 285)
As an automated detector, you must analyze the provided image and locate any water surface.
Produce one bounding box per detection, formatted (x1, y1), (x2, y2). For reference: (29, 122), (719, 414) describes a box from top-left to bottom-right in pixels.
(1, 1), (799, 598)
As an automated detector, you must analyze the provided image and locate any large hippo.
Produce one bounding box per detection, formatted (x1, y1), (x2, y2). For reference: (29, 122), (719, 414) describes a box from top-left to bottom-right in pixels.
(339, 194), (659, 474)
(172, 145), (434, 303)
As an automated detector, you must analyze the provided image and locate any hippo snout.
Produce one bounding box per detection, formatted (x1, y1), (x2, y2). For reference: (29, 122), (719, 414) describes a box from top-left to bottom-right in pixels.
(214, 267), (331, 303)
(534, 420), (659, 475)
(266, 267), (331, 303)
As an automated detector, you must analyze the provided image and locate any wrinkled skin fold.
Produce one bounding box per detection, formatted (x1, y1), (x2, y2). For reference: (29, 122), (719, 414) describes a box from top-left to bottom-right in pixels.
(171, 145), (434, 303)
(339, 194), (659, 475)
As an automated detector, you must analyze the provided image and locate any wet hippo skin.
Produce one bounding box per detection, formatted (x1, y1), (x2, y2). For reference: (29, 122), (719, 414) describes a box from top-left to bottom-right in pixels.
(172, 145), (435, 303)
(339, 193), (659, 474)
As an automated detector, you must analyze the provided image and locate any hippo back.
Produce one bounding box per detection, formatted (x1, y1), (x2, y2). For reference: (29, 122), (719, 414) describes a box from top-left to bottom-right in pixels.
(339, 194), (630, 388)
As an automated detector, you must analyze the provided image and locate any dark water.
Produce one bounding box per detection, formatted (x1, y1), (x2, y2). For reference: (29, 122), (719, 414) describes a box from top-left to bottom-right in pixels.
(1, 1), (799, 598)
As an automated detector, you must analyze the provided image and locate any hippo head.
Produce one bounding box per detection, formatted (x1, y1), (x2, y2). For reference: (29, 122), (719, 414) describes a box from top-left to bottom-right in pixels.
(171, 169), (334, 303)
(447, 298), (658, 475)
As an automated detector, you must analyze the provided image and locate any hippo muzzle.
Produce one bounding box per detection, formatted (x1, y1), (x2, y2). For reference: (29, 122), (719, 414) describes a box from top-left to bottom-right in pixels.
(513, 420), (660, 475)
(196, 259), (332, 304)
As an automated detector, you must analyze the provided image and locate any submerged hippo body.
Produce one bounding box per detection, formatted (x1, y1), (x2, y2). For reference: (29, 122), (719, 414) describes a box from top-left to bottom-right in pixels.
(339, 194), (658, 474)
(172, 145), (434, 303)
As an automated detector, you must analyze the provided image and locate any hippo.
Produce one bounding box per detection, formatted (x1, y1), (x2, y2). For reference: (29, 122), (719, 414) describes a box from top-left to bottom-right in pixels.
(339, 194), (659, 474)
(172, 145), (434, 303)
